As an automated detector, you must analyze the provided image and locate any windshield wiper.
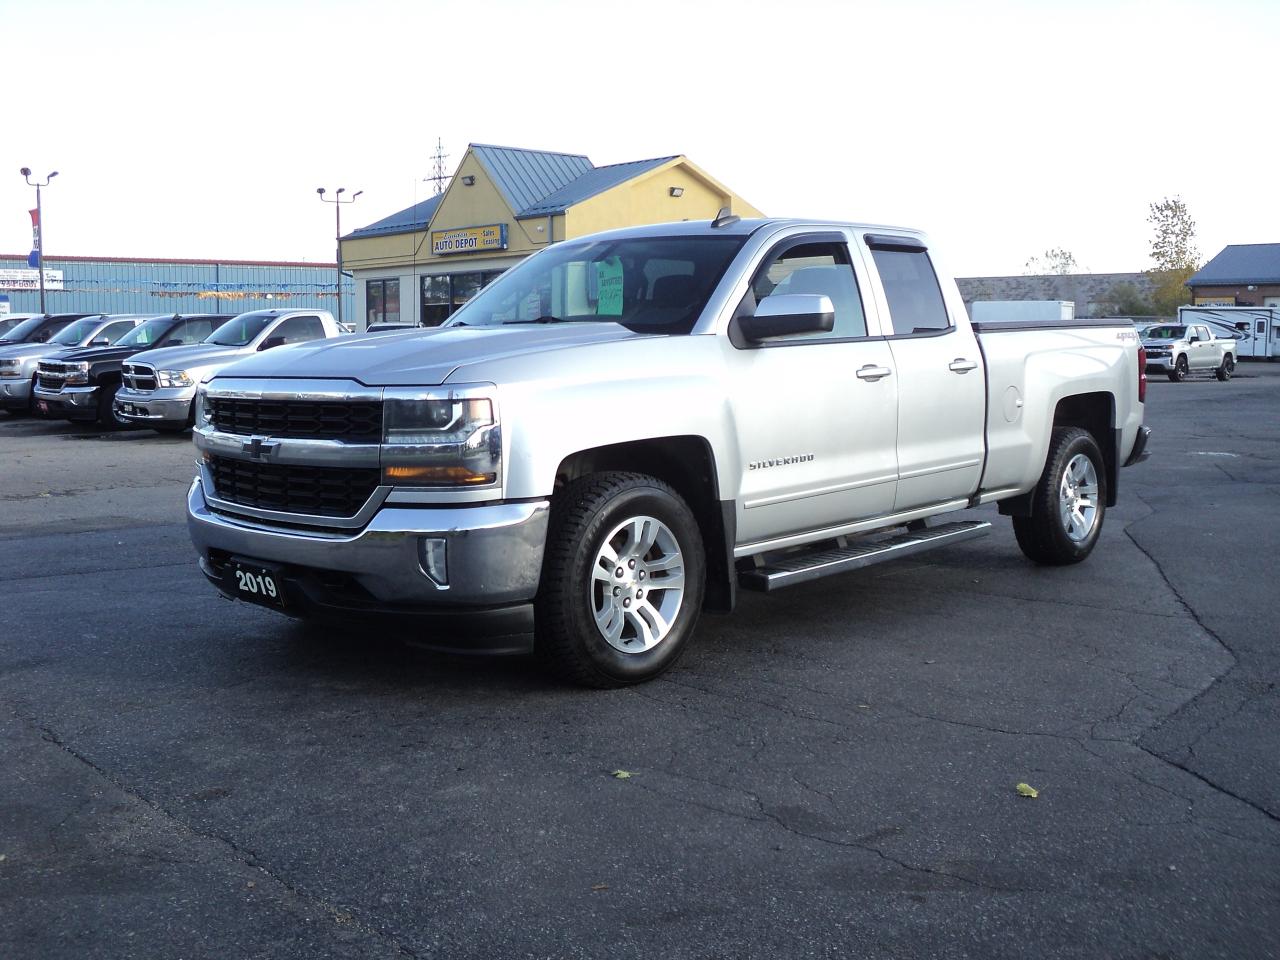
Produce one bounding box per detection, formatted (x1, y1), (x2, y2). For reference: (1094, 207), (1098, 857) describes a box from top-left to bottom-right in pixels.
(505, 315), (563, 325)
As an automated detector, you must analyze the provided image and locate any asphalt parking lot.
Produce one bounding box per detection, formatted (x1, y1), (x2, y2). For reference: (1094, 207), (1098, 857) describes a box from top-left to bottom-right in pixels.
(2, 365), (1278, 960)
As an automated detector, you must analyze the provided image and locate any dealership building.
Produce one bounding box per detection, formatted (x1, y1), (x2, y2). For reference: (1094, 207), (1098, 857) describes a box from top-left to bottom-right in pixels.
(340, 143), (763, 330)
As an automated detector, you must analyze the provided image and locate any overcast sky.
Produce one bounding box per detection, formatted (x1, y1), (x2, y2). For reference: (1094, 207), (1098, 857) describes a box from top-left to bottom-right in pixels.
(3, 0), (1275, 278)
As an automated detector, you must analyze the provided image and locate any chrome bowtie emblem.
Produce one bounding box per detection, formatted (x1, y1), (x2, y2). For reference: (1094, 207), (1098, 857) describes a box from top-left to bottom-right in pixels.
(242, 436), (279, 461)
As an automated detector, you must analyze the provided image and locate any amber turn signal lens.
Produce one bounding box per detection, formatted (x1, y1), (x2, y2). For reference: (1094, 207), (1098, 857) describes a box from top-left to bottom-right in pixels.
(382, 465), (495, 486)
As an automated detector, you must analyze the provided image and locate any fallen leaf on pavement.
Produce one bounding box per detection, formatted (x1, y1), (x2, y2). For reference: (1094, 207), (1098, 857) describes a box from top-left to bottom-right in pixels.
(1016, 782), (1039, 798)
(611, 770), (632, 780)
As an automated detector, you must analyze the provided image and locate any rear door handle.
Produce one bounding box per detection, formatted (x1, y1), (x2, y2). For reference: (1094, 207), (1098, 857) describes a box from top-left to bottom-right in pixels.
(856, 364), (892, 382)
(948, 358), (978, 374)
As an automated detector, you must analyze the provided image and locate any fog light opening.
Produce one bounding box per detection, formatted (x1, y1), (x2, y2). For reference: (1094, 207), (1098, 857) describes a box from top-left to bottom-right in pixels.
(419, 537), (449, 588)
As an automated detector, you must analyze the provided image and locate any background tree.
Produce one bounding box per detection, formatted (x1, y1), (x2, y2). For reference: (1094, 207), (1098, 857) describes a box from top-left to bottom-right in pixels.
(1024, 248), (1079, 275)
(1104, 281), (1155, 317)
(1146, 196), (1200, 316)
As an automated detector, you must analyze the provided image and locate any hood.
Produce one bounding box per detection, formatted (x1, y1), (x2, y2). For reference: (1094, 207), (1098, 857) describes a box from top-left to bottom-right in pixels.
(0, 342), (74, 362)
(55, 344), (154, 365)
(125, 342), (251, 372)
(212, 323), (647, 387)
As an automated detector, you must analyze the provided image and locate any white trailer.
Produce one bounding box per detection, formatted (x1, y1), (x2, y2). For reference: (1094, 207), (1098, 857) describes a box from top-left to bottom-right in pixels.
(1178, 306), (1280, 360)
(970, 300), (1075, 324)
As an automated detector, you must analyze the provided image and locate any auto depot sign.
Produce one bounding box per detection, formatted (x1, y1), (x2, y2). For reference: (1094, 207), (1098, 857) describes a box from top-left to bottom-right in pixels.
(0, 268), (64, 290)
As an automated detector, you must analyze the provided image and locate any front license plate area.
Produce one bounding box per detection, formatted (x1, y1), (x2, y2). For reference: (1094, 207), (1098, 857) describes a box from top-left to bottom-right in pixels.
(229, 559), (286, 610)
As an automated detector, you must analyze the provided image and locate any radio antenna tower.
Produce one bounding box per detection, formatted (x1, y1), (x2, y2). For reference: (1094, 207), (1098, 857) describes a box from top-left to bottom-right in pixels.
(426, 139), (450, 195)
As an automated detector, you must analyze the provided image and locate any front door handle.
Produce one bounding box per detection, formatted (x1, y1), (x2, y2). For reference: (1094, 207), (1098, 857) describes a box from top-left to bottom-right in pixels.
(948, 358), (978, 374)
(856, 364), (892, 382)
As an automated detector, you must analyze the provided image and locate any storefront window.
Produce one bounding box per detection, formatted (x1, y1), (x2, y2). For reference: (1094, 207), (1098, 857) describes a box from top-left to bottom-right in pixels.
(366, 279), (400, 326)
(421, 276), (451, 327)
(420, 271), (506, 327)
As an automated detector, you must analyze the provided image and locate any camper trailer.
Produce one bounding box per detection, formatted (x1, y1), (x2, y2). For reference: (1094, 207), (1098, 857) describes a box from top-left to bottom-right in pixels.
(1178, 306), (1279, 360)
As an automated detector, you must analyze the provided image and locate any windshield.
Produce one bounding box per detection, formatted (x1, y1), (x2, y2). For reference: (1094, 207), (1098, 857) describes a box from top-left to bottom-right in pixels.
(448, 235), (747, 334)
(51, 317), (104, 345)
(1144, 325), (1185, 339)
(0, 318), (25, 338)
(0, 317), (47, 342)
(206, 313), (272, 346)
(114, 317), (175, 348)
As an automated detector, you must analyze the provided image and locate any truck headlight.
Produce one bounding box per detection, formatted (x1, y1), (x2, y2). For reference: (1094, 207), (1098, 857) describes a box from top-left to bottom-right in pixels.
(0, 359), (21, 378)
(158, 369), (194, 388)
(382, 390), (500, 487)
(64, 362), (90, 386)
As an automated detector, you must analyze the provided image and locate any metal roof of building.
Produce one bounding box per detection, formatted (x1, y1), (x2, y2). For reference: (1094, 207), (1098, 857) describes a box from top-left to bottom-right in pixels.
(345, 194), (444, 240)
(518, 156), (678, 218)
(1189, 243), (1280, 285)
(471, 144), (593, 217)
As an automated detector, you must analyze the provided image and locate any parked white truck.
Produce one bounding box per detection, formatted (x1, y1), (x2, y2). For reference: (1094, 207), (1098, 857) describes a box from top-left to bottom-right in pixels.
(1141, 320), (1237, 382)
(186, 217), (1150, 686)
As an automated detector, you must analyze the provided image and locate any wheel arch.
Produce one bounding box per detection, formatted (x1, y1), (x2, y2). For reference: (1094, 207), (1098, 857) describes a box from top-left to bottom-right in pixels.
(553, 436), (735, 613)
(999, 391), (1118, 516)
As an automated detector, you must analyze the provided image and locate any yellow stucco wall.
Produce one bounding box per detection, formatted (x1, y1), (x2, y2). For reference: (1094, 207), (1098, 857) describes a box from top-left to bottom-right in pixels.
(564, 158), (764, 239)
(341, 149), (761, 276)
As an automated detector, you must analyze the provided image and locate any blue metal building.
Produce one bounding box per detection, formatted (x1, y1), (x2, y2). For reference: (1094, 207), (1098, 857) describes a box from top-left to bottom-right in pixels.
(0, 254), (354, 318)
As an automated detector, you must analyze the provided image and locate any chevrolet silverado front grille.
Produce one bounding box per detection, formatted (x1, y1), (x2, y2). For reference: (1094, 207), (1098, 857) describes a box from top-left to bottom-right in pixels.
(207, 456), (380, 518)
(208, 398), (383, 443)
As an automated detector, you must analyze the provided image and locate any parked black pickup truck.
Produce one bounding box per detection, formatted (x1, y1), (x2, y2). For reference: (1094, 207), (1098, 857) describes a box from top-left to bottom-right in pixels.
(34, 314), (232, 428)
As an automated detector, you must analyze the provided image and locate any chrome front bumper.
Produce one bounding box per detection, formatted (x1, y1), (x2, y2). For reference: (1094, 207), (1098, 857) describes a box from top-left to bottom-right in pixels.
(187, 477), (549, 609)
(33, 384), (99, 417)
(115, 385), (193, 424)
(1144, 354), (1174, 371)
(0, 378), (33, 408)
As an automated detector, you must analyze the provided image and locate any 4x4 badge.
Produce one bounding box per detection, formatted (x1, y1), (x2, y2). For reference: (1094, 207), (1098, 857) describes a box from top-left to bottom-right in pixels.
(242, 436), (279, 461)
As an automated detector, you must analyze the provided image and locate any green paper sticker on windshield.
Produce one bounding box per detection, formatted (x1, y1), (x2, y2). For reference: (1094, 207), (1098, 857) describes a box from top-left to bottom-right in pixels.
(595, 257), (624, 317)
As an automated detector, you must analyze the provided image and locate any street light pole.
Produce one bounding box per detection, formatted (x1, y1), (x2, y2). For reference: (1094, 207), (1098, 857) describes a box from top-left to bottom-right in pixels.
(20, 167), (59, 314)
(317, 186), (362, 327)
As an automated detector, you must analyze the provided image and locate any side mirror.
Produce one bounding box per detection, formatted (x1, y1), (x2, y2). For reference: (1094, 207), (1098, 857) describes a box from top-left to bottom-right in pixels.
(736, 294), (835, 342)
(89, 336), (111, 346)
(1188, 334), (1201, 343)
(259, 335), (287, 350)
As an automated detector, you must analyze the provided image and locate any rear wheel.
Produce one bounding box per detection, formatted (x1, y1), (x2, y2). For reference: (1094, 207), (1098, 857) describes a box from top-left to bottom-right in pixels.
(1216, 354), (1235, 381)
(1013, 426), (1107, 566)
(1168, 355), (1189, 382)
(536, 472), (705, 688)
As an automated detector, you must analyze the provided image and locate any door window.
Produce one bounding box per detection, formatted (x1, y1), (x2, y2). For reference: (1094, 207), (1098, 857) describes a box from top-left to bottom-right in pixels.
(870, 248), (952, 335)
(99, 320), (137, 343)
(750, 241), (867, 340)
(161, 318), (216, 346)
(272, 315), (326, 344)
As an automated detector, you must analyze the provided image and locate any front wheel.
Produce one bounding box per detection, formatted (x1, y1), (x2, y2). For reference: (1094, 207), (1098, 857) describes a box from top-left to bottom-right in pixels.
(1168, 355), (1189, 382)
(536, 472), (705, 688)
(97, 382), (131, 430)
(1216, 354), (1235, 381)
(1013, 427), (1107, 566)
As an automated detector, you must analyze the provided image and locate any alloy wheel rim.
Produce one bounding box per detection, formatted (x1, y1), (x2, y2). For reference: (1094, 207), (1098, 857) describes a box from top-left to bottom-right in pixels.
(589, 514), (686, 653)
(1058, 453), (1099, 542)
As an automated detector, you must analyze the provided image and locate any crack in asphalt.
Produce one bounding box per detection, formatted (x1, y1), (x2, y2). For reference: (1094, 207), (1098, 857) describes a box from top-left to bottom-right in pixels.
(625, 767), (1023, 894)
(18, 711), (423, 960)
(1122, 507), (1280, 825)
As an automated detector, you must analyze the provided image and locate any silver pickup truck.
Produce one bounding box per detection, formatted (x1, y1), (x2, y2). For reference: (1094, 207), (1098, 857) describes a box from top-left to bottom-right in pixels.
(115, 309), (343, 431)
(187, 217), (1150, 686)
(1141, 321), (1237, 382)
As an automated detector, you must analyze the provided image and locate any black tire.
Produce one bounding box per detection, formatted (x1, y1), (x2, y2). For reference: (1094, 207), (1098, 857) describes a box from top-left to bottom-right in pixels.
(1216, 354), (1235, 382)
(96, 382), (130, 430)
(536, 471), (705, 688)
(1168, 355), (1189, 382)
(1013, 426), (1107, 566)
